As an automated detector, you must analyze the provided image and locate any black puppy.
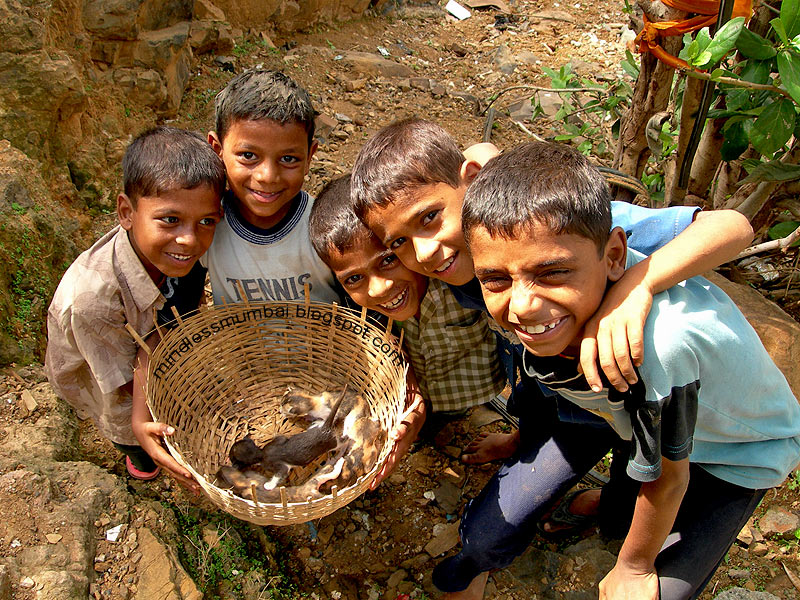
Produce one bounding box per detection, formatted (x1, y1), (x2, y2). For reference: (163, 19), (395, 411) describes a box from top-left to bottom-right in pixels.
(227, 386), (349, 490)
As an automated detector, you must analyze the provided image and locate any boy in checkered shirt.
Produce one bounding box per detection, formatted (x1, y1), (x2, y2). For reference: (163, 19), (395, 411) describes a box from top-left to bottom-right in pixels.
(308, 174), (505, 425)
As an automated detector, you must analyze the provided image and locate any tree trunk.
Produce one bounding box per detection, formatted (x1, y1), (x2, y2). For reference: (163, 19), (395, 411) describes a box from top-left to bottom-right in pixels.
(613, 0), (687, 202)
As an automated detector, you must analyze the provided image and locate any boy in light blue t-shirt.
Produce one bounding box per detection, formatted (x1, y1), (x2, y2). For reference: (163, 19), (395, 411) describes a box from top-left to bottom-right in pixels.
(439, 141), (800, 600)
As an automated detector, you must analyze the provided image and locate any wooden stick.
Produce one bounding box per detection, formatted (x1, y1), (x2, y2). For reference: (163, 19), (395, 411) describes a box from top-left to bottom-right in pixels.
(170, 305), (184, 325)
(250, 483), (259, 506)
(125, 324), (152, 356)
(331, 484), (338, 498)
(280, 486), (288, 507)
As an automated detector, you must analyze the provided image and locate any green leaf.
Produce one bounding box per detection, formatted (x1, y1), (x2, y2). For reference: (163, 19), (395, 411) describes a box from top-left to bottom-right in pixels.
(739, 59), (772, 85)
(782, 0), (800, 39)
(778, 50), (800, 104)
(736, 27), (778, 60)
(772, 17), (790, 45)
(720, 119), (750, 161)
(749, 99), (795, 155)
(768, 221), (800, 245)
(694, 50), (714, 67)
(738, 160), (800, 185)
(723, 87), (751, 112)
(705, 17), (745, 64)
(740, 158), (763, 173)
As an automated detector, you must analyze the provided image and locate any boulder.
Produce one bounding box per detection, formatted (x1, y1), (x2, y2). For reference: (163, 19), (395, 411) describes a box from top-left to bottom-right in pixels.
(81, 0), (142, 40)
(339, 50), (414, 78)
(706, 271), (800, 400)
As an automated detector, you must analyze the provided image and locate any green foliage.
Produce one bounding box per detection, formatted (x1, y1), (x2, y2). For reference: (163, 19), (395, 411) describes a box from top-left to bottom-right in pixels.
(170, 506), (298, 599)
(676, 9), (800, 180)
(537, 63), (634, 158)
(787, 468), (800, 490)
(767, 221), (800, 245)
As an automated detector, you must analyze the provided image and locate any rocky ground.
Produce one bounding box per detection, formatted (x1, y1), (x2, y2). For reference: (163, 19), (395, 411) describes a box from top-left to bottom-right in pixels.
(3, 0), (800, 598)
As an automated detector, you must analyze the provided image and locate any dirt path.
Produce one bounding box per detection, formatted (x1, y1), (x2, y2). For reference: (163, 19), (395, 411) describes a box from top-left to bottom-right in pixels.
(4, 0), (800, 598)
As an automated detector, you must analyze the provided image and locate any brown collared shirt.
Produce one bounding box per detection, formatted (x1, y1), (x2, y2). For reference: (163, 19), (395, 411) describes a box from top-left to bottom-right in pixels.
(45, 226), (164, 445)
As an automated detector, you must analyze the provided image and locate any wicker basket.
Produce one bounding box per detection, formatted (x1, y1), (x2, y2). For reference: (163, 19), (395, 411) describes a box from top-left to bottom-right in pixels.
(142, 300), (407, 526)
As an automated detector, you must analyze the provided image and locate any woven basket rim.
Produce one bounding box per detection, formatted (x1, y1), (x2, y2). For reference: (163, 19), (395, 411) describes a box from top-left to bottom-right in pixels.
(143, 300), (407, 525)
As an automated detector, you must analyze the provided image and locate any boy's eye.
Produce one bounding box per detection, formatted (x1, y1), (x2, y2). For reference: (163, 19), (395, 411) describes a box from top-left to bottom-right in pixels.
(389, 237), (406, 250)
(159, 216), (179, 224)
(540, 269), (570, 281)
(379, 255), (398, 268)
(421, 210), (439, 226)
(280, 155), (301, 164)
(343, 274), (363, 287)
(478, 276), (510, 292)
(199, 217), (219, 226)
(240, 151), (256, 161)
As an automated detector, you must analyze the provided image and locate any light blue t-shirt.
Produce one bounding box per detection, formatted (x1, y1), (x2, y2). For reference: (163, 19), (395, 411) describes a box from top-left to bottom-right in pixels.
(524, 250), (800, 490)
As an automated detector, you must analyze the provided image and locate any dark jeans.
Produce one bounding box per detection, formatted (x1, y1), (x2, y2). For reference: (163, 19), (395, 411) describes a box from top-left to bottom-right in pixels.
(432, 401), (766, 600)
(112, 442), (158, 473)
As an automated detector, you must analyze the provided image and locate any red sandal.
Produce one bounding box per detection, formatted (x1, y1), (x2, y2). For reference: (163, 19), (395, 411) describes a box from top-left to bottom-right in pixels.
(125, 456), (160, 481)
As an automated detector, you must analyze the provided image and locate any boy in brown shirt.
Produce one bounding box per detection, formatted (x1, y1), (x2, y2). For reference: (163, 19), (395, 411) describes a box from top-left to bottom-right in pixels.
(45, 127), (225, 481)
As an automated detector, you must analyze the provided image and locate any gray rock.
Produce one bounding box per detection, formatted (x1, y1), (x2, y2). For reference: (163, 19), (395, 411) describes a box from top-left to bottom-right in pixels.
(492, 44), (516, 74)
(433, 480), (461, 514)
(714, 588), (780, 600)
(758, 506), (800, 539)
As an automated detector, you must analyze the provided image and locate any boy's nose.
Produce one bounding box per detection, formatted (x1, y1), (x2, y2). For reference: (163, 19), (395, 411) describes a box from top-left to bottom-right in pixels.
(175, 227), (198, 247)
(508, 282), (543, 321)
(367, 275), (393, 298)
(412, 237), (439, 266)
(254, 161), (279, 183)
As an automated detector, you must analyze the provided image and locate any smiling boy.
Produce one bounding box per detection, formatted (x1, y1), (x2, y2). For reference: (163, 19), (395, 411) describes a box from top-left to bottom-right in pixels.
(434, 141), (800, 600)
(350, 118), (754, 464)
(203, 69), (340, 305)
(309, 174), (504, 420)
(46, 127), (225, 481)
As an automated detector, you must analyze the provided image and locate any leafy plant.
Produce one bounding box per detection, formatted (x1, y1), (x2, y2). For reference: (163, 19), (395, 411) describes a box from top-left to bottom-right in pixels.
(679, 0), (800, 184)
(537, 63), (634, 158)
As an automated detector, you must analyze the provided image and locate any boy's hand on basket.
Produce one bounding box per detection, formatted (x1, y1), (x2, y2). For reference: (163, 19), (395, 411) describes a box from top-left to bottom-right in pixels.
(138, 422), (201, 494)
(370, 393), (426, 489)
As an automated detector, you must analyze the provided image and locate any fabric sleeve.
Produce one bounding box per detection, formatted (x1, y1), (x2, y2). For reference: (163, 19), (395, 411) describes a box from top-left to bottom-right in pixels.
(626, 381), (698, 482)
(611, 202), (700, 256)
(70, 294), (138, 395)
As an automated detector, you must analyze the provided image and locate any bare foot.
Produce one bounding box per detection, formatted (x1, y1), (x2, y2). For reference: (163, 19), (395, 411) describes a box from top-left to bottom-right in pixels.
(460, 430), (520, 464)
(442, 571), (489, 599)
(540, 488), (602, 534)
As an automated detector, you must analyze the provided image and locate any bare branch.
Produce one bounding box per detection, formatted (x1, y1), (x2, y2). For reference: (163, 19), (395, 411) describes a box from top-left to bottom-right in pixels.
(736, 226), (800, 259)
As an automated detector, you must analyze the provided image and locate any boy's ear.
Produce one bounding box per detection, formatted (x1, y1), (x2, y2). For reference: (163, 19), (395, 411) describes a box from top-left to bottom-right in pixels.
(604, 226), (627, 282)
(459, 159), (483, 186)
(208, 131), (223, 157)
(117, 193), (134, 231)
(305, 139), (319, 175)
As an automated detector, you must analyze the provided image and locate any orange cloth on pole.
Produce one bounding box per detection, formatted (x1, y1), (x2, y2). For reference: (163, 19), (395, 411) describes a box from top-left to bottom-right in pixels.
(634, 0), (753, 70)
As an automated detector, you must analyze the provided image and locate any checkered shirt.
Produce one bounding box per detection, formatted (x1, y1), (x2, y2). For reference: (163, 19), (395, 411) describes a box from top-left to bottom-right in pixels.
(398, 279), (505, 412)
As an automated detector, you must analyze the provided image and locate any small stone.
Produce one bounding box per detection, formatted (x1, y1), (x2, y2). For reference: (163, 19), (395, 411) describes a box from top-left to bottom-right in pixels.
(728, 569), (751, 579)
(344, 78), (366, 92)
(45, 534), (62, 544)
(737, 523), (754, 546)
(424, 521), (460, 557)
(318, 525), (334, 545)
(387, 569), (407, 588)
(389, 473), (406, 485)
(20, 577), (35, 589)
(21, 390), (37, 413)
(297, 547), (312, 559)
(751, 542), (769, 556)
(759, 506), (800, 539)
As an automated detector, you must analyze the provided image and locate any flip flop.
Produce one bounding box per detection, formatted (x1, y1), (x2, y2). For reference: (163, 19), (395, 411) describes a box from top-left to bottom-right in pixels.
(536, 488), (600, 539)
(125, 456), (161, 481)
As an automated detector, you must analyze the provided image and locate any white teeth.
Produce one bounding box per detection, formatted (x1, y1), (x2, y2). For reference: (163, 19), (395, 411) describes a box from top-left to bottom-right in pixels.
(167, 253), (192, 261)
(522, 320), (560, 335)
(435, 256), (455, 273)
(380, 288), (407, 310)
